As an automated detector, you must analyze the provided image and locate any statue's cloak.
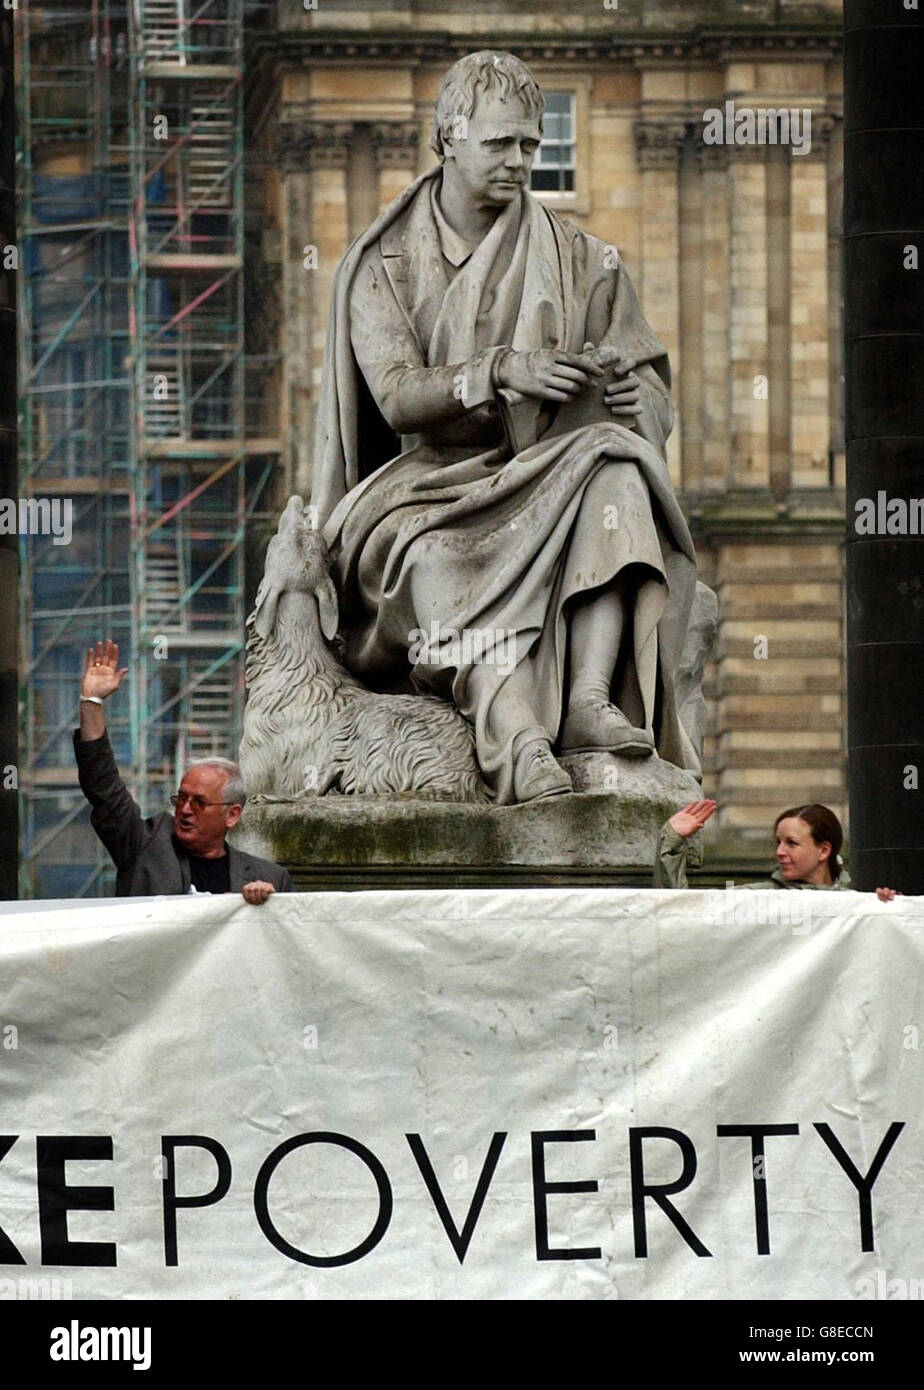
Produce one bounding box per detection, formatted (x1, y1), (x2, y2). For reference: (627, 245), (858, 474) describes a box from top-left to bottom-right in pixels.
(311, 167), (700, 802)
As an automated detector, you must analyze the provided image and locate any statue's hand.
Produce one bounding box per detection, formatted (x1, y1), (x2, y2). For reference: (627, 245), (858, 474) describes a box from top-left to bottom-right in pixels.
(576, 343), (644, 419)
(603, 357), (643, 419)
(498, 348), (603, 403)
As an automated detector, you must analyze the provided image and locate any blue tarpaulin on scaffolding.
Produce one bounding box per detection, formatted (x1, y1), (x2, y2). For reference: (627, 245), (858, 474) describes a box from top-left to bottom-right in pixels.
(28, 170), (172, 322)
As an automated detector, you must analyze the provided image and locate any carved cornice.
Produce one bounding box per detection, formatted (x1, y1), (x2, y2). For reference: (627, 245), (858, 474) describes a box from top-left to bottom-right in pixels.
(276, 119), (354, 172)
(249, 28), (842, 74)
(633, 119), (688, 172)
(275, 117), (423, 172)
(371, 121), (420, 171)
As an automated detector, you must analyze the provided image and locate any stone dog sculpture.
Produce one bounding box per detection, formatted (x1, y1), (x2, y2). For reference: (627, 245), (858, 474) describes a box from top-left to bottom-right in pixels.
(240, 495), (488, 802)
(242, 50), (715, 807)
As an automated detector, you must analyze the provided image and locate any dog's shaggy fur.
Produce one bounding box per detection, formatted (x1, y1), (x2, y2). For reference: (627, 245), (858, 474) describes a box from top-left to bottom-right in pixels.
(239, 496), (489, 802)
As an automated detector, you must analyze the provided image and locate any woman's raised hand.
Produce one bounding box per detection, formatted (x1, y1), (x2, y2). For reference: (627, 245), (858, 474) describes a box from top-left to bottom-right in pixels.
(668, 799), (717, 839)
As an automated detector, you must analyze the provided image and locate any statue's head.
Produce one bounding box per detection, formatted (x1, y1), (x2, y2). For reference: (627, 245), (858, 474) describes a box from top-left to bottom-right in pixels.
(430, 51), (545, 206)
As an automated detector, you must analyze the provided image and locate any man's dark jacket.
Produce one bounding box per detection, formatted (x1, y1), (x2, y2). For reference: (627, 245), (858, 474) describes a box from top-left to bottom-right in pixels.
(74, 730), (294, 897)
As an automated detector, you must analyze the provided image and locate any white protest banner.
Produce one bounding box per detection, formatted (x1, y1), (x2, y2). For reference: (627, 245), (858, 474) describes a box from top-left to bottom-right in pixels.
(0, 887), (922, 1300)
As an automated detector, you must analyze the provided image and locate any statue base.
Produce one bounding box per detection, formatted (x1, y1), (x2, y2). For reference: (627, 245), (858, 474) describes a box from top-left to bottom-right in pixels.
(233, 753), (702, 889)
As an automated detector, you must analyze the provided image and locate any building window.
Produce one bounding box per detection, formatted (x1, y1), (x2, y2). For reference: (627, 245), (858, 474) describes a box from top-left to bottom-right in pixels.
(531, 91), (575, 193)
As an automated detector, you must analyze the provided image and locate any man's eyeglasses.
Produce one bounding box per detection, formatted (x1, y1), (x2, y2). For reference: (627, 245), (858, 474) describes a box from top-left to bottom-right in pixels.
(170, 792), (235, 812)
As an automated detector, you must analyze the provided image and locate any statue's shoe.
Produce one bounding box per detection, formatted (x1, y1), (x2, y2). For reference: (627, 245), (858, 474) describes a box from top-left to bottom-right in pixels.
(559, 700), (655, 757)
(513, 738), (573, 803)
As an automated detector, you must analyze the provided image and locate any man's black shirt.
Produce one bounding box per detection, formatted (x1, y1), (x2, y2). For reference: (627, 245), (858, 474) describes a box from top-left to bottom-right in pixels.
(188, 851), (231, 895)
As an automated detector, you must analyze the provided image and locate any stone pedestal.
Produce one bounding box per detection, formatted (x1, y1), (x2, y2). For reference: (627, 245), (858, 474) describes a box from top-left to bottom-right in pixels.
(233, 754), (702, 889)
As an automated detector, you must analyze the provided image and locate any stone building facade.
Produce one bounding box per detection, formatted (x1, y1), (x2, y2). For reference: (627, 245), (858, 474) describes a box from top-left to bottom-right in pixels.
(245, 0), (845, 860)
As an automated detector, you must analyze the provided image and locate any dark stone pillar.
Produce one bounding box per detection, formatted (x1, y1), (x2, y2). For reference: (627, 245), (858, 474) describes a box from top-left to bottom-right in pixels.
(844, 0), (924, 892)
(0, 13), (17, 901)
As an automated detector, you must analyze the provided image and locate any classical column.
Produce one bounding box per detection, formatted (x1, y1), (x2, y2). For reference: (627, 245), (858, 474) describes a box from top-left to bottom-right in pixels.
(0, 13), (16, 898)
(844, 0), (924, 892)
(789, 115), (836, 490)
(679, 139), (704, 490)
(277, 119), (352, 497)
(696, 144), (731, 493)
(766, 145), (791, 497)
(633, 119), (687, 487)
(728, 146), (771, 491)
(827, 111), (845, 487)
(372, 121), (420, 213)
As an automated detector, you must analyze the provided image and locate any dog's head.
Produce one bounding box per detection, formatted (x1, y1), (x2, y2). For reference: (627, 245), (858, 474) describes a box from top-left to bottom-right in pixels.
(252, 496), (339, 642)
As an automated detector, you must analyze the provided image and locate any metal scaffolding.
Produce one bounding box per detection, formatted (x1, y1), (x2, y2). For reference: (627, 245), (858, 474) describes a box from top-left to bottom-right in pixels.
(17, 0), (134, 898)
(16, 0), (278, 897)
(128, 0), (249, 805)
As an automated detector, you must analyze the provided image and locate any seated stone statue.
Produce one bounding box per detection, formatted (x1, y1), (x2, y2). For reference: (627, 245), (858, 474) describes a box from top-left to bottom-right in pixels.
(309, 50), (704, 806)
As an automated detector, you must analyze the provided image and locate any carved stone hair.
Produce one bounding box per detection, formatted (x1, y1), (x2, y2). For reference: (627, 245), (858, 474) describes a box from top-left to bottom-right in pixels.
(429, 50), (545, 160)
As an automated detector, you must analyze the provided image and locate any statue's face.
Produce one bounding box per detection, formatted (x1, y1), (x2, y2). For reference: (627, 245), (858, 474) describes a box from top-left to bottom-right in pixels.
(443, 91), (542, 205)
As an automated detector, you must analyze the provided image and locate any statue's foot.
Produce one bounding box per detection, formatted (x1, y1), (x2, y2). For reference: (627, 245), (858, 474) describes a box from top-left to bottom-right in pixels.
(560, 700), (654, 757)
(513, 737), (573, 803)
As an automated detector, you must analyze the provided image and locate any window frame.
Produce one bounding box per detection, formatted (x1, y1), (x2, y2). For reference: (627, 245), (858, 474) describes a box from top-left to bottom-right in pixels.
(528, 73), (591, 216)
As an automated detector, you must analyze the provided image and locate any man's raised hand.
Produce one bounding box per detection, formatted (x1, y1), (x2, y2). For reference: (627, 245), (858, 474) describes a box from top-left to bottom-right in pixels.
(498, 348), (604, 403)
(668, 799), (717, 839)
(81, 640), (128, 702)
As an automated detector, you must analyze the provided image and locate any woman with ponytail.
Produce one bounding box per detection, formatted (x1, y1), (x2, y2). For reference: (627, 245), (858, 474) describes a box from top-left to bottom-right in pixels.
(655, 800), (898, 899)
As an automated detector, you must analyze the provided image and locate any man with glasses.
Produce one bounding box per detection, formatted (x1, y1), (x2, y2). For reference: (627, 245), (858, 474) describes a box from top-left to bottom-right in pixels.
(73, 639), (293, 902)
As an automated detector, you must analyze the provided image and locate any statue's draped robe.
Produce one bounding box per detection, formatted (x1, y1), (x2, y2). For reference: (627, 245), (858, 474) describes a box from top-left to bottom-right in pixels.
(312, 168), (700, 803)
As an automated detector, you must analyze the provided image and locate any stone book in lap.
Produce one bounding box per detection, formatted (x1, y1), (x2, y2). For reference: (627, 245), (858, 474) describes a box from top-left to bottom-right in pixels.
(499, 346), (626, 453)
